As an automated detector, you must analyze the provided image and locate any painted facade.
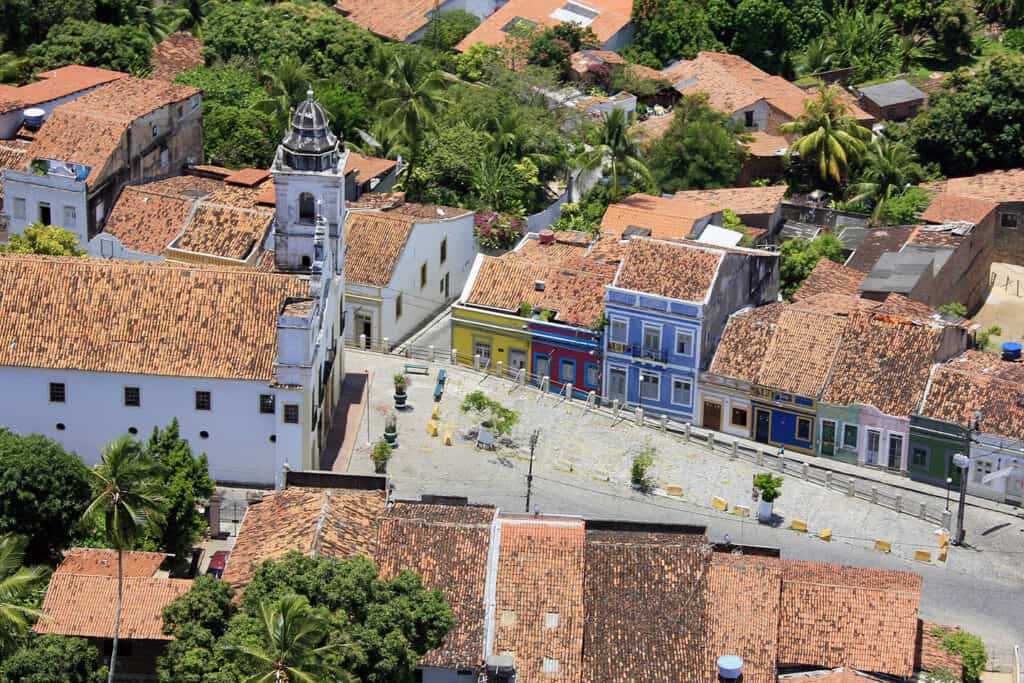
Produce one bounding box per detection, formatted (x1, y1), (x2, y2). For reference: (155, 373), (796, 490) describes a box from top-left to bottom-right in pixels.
(816, 403), (861, 465)
(750, 386), (818, 454)
(451, 306), (532, 376)
(528, 321), (603, 398)
(697, 374), (753, 438)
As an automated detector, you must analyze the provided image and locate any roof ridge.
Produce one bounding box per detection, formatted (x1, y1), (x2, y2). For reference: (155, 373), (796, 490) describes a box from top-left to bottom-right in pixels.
(311, 491), (332, 558)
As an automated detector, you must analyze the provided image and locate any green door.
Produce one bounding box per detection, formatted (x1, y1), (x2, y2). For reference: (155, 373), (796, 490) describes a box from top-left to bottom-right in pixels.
(820, 420), (836, 457)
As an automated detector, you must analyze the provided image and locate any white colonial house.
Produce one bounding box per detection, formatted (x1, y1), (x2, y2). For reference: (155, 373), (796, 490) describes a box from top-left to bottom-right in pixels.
(0, 93), (348, 487)
(344, 202), (476, 348)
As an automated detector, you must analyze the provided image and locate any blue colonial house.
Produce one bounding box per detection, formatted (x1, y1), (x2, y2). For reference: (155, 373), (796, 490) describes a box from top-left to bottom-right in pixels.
(603, 238), (778, 422)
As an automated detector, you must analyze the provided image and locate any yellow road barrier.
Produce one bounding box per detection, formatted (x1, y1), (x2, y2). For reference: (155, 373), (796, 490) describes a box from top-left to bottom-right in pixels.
(665, 484), (683, 497)
(790, 519), (808, 532)
(819, 528), (832, 542)
(426, 421), (438, 437)
(732, 505), (750, 517)
(712, 497), (728, 511)
(443, 430), (452, 446)
(914, 550), (932, 563)
(874, 540), (892, 553)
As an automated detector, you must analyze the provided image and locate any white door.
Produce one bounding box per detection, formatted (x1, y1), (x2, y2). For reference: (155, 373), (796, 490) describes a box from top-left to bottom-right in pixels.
(866, 430), (881, 465)
(608, 367), (627, 402)
(535, 355), (551, 381)
(508, 349), (526, 377)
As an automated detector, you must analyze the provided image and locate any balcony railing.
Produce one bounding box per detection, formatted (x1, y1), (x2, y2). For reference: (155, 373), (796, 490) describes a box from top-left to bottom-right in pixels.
(630, 344), (668, 363)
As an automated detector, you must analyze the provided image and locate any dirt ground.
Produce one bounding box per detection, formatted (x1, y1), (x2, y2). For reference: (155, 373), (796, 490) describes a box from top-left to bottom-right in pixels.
(974, 263), (1024, 346)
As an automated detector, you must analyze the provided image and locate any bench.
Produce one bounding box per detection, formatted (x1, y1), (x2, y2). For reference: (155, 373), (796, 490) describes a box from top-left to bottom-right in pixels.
(404, 363), (430, 375)
(433, 369), (447, 402)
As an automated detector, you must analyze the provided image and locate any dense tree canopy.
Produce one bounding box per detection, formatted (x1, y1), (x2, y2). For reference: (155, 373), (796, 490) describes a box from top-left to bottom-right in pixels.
(779, 232), (845, 298)
(159, 553), (453, 683)
(0, 430), (93, 564)
(0, 634), (106, 683)
(0, 224), (85, 256)
(27, 19), (151, 73)
(626, 0), (723, 68)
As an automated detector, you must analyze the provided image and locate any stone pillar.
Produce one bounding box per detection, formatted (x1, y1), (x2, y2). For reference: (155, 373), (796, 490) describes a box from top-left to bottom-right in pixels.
(496, 361), (504, 378)
(634, 407), (644, 427)
(565, 383), (573, 401)
(429, 345), (436, 362)
(539, 376), (550, 393)
(383, 337), (390, 353)
(660, 415), (668, 433)
(731, 441), (739, 459)
(450, 348), (458, 364)
(612, 399), (620, 419)
(473, 353), (481, 371)
(359, 333), (367, 350)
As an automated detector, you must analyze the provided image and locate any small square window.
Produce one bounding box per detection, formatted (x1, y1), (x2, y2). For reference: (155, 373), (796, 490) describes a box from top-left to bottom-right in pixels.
(640, 372), (660, 400)
(62, 205), (77, 229)
(420, 262), (427, 288)
(842, 424), (859, 449)
(195, 390), (211, 411)
(124, 386), (140, 407)
(49, 382), (66, 403)
(544, 611), (559, 628)
(440, 237), (447, 264)
(796, 417), (811, 441)
(912, 447), (928, 467)
(500, 610), (516, 627)
(671, 378), (691, 405)
(542, 658), (560, 674)
(283, 404), (300, 424)
(675, 330), (693, 356)
(731, 407), (748, 427)
(13, 197), (26, 220)
(259, 394), (276, 414)
(744, 110), (755, 127)
(1000, 212), (1019, 229)
(609, 318), (627, 345)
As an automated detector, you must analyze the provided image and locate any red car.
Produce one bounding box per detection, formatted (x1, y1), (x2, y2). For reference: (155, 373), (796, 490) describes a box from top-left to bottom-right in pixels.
(206, 550), (229, 578)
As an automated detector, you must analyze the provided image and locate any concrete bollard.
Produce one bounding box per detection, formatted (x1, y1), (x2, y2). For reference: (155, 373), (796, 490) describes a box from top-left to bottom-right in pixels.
(684, 423), (691, 442)
(383, 337), (390, 353)
(660, 415), (668, 433)
(496, 361), (503, 378)
(634, 407), (644, 427)
(516, 368), (526, 385)
(612, 399), (620, 419)
(359, 333), (367, 350)
(731, 441), (739, 459)
(473, 354), (481, 371)
(539, 376), (550, 393)
(756, 450), (764, 466)
(801, 463), (809, 479)
(941, 509), (952, 530)
(405, 345), (412, 358)
(707, 431), (714, 449)
(847, 479), (856, 497)
(429, 345), (436, 362)
(586, 391), (596, 410)
(450, 348), (458, 364)
(894, 494), (902, 514)
(565, 383), (573, 401)
(919, 502), (927, 519)
(871, 486), (878, 505)
(825, 471), (832, 489)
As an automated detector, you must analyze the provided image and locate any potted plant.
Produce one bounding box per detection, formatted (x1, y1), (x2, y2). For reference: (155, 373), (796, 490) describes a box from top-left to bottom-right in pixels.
(393, 373), (408, 408)
(372, 441), (392, 474)
(383, 411), (397, 446)
(630, 448), (655, 493)
(754, 473), (783, 522)
(461, 390), (520, 445)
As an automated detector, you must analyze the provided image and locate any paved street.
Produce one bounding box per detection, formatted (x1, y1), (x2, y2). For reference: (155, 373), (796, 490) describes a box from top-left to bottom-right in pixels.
(345, 350), (1024, 670)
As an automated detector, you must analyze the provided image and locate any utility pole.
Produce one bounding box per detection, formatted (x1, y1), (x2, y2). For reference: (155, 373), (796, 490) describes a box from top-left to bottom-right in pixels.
(525, 430), (540, 513)
(952, 410), (982, 546)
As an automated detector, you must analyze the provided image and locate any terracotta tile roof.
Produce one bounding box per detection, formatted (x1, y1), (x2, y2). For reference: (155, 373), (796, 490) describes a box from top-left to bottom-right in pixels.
(173, 203), (272, 260)
(344, 211), (415, 286)
(632, 111), (676, 143)
(571, 50), (667, 83)
(347, 191), (406, 210)
(674, 185), (787, 216)
(0, 65), (126, 114)
(922, 168), (1024, 203)
(512, 238), (589, 266)
(345, 152), (397, 182)
(456, 0), (633, 52)
(382, 202), (472, 221)
(705, 560), (782, 683)
(845, 226), (916, 273)
(600, 192), (721, 239)
(778, 668), (885, 682)
(920, 350), (1024, 439)
(224, 168), (270, 188)
(56, 549), (166, 577)
(334, 0), (438, 41)
(494, 517), (585, 681)
(582, 528), (709, 682)
(793, 258), (865, 301)
(921, 193), (997, 226)
(873, 293), (936, 320)
(915, 621), (964, 675)
(34, 573), (191, 640)
(0, 141), (29, 201)
(615, 238), (724, 302)
(104, 175), (223, 254)
(821, 311), (945, 416)
(63, 76), (199, 121)
(746, 131), (791, 157)
(0, 254), (307, 380)
(806, 84), (875, 125)
(224, 487), (386, 590)
(150, 32), (204, 82)
(376, 503), (495, 668)
(22, 109), (127, 186)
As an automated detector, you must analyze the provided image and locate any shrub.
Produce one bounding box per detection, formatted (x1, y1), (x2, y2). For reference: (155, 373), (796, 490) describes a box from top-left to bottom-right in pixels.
(938, 302), (968, 318)
(460, 391), (520, 435)
(1005, 27), (1024, 52)
(754, 473), (784, 502)
(630, 449), (656, 493)
(933, 628), (987, 682)
(372, 441), (392, 469)
(393, 374), (408, 392)
(474, 212), (524, 251)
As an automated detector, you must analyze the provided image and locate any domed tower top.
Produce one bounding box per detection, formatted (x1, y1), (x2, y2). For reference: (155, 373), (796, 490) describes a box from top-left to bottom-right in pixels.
(279, 87), (340, 172)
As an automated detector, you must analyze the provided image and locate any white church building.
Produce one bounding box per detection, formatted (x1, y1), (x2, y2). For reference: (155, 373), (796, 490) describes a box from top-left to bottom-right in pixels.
(0, 92), (348, 487)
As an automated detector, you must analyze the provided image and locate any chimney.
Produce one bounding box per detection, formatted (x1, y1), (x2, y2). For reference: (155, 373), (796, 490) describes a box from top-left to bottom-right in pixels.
(534, 280), (546, 291)
(538, 229), (555, 245)
(716, 655), (743, 681)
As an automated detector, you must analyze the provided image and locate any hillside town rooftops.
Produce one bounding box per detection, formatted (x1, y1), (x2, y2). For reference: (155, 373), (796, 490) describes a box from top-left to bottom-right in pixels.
(922, 168), (1024, 203)
(919, 350), (1024, 438)
(56, 549), (168, 578)
(674, 185), (787, 216)
(334, 0), (440, 42)
(0, 65), (126, 114)
(344, 211), (415, 287)
(793, 258), (865, 301)
(0, 140), (28, 201)
(0, 255), (307, 381)
(63, 76), (199, 122)
(600, 192), (722, 239)
(150, 32), (204, 82)
(570, 50), (667, 83)
(456, 0), (633, 52)
(845, 226), (917, 273)
(858, 79), (927, 108)
(614, 237), (724, 302)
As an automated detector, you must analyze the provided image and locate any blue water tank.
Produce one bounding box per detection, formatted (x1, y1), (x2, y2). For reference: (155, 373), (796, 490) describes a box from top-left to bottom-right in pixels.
(717, 655), (744, 680)
(22, 108), (46, 128)
(1002, 341), (1022, 361)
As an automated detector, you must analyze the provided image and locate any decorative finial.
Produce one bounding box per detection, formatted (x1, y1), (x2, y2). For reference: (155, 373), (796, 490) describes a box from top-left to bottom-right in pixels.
(306, 84), (314, 100)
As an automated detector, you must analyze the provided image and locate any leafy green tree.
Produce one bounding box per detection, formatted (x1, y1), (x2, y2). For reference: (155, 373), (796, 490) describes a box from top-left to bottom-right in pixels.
(576, 108), (654, 200)
(0, 223), (85, 256)
(847, 137), (927, 221)
(721, 208), (755, 245)
(1, 0), (97, 53)
(906, 57), (1024, 176)
(780, 84), (871, 188)
(0, 535), (45, 657)
(144, 420), (214, 568)
(938, 302), (968, 317)
(934, 627), (987, 682)
(422, 10), (479, 51)
(976, 325), (1004, 352)
(0, 430), (93, 564)
(83, 437), (165, 683)
(258, 55), (314, 129)
(159, 576), (236, 683)
(316, 84), (369, 141)
(0, 634), (107, 683)
(779, 232), (845, 298)
(793, 8), (899, 81)
(626, 0), (723, 67)
(28, 19), (152, 73)
(876, 186), (931, 225)
(645, 95), (749, 192)
(454, 43), (502, 81)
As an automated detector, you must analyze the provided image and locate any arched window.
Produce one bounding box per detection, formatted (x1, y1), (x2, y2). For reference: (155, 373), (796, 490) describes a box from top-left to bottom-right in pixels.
(298, 192), (315, 223)
(301, 255), (311, 269)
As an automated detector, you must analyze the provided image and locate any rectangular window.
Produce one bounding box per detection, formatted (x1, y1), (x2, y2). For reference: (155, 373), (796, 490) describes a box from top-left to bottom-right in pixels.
(744, 110), (755, 127)
(1000, 212), (1019, 229)
(639, 372), (660, 400)
(974, 459), (993, 484)
(62, 205), (77, 229)
(544, 612), (559, 628)
(558, 359), (575, 383)
(152, 123), (160, 138)
(583, 362), (599, 388)
(49, 382), (66, 403)
(13, 197), (26, 220)
(474, 340), (492, 364)
(38, 202), (51, 225)
(440, 237), (447, 264)
(888, 434), (904, 469)
(671, 378), (692, 405)
(195, 390), (211, 411)
(842, 424), (859, 449)
(609, 318), (627, 345)
(912, 446), (928, 467)
(124, 386), (140, 407)
(395, 293), (403, 320)
(731, 407), (748, 427)
(796, 417), (812, 441)
(675, 329), (694, 356)
(542, 658), (560, 674)
(420, 262), (427, 288)
(283, 404), (299, 424)
(259, 394), (276, 414)
(642, 323), (661, 353)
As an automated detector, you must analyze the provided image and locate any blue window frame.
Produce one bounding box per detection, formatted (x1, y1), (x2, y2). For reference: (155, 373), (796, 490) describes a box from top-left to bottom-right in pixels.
(582, 362), (600, 389)
(558, 358), (576, 383)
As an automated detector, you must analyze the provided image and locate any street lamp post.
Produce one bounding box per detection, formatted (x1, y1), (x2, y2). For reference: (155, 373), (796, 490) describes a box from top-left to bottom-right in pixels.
(945, 477), (953, 511)
(951, 410), (982, 546)
(525, 430), (540, 513)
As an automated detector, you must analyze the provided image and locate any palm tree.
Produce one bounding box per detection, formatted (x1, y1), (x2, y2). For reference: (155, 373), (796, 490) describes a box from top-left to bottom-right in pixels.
(377, 52), (448, 189)
(895, 33), (937, 73)
(484, 111), (559, 173)
(575, 108), (653, 199)
(848, 137), (926, 220)
(0, 534), (45, 657)
(348, 119), (410, 162)
(472, 153), (525, 214)
(780, 84), (872, 188)
(259, 57), (314, 129)
(83, 437), (164, 683)
(225, 595), (344, 682)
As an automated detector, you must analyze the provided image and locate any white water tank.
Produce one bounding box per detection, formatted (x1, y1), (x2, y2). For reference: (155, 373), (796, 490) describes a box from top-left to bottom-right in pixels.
(717, 654), (743, 680)
(22, 107), (46, 128)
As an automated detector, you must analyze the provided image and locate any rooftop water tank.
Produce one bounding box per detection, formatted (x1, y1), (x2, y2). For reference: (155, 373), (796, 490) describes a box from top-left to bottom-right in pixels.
(1002, 341), (1022, 361)
(538, 229), (555, 244)
(22, 108), (46, 128)
(717, 655), (743, 680)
